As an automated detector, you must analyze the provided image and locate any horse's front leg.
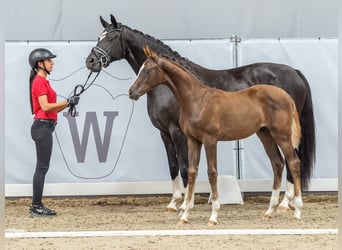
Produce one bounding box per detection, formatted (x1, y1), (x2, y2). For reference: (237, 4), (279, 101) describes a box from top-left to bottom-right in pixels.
(169, 128), (189, 212)
(204, 138), (220, 225)
(167, 177), (182, 212)
(160, 131), (183, 212)
(179, 137), (202, 224)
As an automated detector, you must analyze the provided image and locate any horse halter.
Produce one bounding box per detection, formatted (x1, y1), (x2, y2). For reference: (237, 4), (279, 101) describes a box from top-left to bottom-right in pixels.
(91, 28), (126, 69)
(92, 46), (111, 68)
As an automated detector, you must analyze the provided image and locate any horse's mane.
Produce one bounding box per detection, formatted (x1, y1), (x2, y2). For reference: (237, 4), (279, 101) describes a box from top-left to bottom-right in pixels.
(122, 24), (192, 66)
(121, 24), (204, 83)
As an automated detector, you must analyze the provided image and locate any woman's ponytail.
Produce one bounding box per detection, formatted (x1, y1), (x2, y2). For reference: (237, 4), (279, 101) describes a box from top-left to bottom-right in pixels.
(29, 68), (37, 114)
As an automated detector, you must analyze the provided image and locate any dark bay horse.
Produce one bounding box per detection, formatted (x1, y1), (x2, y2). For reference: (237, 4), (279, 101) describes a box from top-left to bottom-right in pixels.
(129, 47), (303, 224)
(86, 15), (315, 212)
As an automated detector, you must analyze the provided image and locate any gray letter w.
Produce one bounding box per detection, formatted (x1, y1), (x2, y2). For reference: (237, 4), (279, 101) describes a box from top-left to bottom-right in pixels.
(63, 111), (119, 163)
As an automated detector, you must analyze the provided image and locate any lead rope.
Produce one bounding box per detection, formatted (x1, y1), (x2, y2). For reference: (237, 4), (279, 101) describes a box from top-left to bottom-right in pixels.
(68, 71), (101, 117)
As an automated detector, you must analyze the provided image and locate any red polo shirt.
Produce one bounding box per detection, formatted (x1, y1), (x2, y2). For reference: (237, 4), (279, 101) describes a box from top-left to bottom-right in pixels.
(31, 75), (58, 121)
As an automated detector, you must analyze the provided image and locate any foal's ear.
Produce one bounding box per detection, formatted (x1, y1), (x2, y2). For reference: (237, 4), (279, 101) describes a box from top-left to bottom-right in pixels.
(143, 46), (157, 59)
(110, 14), (118, 28)
(143, 46), (152, 57)
(100, 16), (109, 28)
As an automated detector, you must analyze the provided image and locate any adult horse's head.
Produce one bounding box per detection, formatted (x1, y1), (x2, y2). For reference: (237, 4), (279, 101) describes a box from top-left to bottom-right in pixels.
(86, 14), (125, 72)
(129, 47), (165, 100)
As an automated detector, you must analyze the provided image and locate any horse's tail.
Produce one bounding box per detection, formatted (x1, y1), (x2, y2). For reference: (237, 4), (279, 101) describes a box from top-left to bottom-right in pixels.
(296, 70), (316, 190)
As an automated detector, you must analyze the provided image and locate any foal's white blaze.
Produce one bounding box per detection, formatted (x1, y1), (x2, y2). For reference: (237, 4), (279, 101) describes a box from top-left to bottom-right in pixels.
(98, 31), (108, 41)
(136, 62), (146, 78)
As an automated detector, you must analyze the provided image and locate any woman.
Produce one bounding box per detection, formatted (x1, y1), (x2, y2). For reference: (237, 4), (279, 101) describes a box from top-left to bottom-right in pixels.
(28, 48), (79, 216)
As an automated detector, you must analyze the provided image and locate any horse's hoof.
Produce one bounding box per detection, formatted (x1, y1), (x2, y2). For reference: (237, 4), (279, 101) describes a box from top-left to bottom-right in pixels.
(293, 216), (301, 221)
(178, 219), (188, 225)
(277, 206), (289, 213)
(263, 215), (272, 221)
(167, 208), (177, 213)
(207, 220), (217, 226)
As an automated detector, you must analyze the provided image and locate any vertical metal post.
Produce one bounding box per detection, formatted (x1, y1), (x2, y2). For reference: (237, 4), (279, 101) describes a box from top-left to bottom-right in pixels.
(230, 35), (243, 180)
(338, 7), (342, 247)
(0, 3), (5, 245)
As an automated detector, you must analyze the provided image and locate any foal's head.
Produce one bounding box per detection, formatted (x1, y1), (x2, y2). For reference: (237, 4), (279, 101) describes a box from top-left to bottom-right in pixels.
(128, 47), (166, 100)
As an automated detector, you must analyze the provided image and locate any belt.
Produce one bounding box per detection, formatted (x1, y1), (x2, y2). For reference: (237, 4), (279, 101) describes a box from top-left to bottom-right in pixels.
(35, 119), (57, 125)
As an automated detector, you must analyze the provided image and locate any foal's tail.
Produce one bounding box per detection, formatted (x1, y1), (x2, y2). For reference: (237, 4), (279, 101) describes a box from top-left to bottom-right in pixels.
(295, 70), (316, 190)
(291, 104), (301, 150)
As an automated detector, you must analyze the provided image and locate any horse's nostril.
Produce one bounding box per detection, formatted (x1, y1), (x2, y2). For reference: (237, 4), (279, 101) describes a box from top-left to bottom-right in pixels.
(128, 89), (138, 100)
(88, 57), (95, 64)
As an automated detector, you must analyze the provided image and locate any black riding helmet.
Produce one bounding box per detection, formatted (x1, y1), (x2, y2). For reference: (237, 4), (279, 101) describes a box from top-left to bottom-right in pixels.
(28, 48), (56, 69)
